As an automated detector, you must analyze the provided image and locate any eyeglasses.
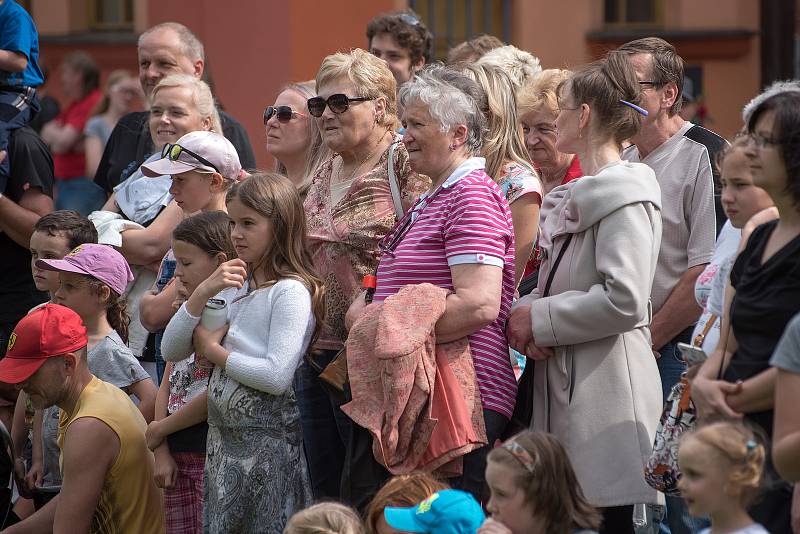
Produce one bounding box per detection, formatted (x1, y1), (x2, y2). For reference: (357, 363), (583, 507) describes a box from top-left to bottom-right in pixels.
(638, 80), (663, 88)
(745, 131), (782, 149)
(161, 143), (220, 174)
(307, 94), (374, 118)
(263, 105), (306, 125)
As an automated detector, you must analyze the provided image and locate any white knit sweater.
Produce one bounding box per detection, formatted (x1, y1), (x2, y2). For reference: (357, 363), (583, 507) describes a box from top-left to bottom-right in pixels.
(161, 278), (315, 395)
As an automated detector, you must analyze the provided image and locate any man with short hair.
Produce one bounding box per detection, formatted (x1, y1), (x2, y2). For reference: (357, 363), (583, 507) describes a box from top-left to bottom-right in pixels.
(367, 11), (432, 87)
(619, 37), (725, 534)
(93, 21), (255, 194)
(0, 304), (163, 534)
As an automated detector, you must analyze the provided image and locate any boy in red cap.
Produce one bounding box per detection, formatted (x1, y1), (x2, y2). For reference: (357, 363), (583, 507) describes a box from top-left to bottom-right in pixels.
(0, 304), (163, 534)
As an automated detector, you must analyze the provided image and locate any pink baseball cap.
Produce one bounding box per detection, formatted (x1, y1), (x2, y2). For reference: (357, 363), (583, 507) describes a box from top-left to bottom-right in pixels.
(36, 243), (134, 296)
(141, 131), (242, 182)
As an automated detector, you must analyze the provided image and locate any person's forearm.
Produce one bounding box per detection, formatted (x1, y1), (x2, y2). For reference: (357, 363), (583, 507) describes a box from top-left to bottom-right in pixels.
(726, 368), (777, 413)
(100, 193), (119, 213)
(31, 410), (43, 469)
(11, 393), (28, 459)
(0, 50), (27, 72)
(130, 379), (158, 423)
(158, 391), (208, 436)
(774, 432), (800, 482)
(2, 493), (58, 534)
(40, 124), (79, 155)
(650, 265), (706, 350)
(435, 293), (499, 344)
(139, 282), (178, 332)
(0, 194), (51, 248)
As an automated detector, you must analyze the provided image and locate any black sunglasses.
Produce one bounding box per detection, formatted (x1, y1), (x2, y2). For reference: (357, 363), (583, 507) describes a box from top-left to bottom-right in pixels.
(263, 105), (306, 125)
(307, 94), (374, 118)
(161, 143), (220, 174)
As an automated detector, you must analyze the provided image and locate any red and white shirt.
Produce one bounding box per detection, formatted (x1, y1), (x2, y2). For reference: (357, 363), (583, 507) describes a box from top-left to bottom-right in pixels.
(374, 158), (517, 418)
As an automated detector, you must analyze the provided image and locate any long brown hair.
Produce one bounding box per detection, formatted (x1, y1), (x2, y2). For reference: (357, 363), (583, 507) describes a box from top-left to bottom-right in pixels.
(172, 210), (237, 262)
(85, 277), (131, 344)
(487, 431), (601, 534)
(226, 173), (325, 343)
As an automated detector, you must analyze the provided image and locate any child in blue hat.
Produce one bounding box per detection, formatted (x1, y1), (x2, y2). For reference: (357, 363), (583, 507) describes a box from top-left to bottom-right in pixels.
(384, 489), (485, 534)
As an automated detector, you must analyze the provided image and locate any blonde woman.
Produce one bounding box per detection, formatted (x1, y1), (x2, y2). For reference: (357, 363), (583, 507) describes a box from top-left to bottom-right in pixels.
(518, 69), (583, 196)
(461, 63), (542, 285)
(265, 81), (331, 198)
(301, 48), (429, 502)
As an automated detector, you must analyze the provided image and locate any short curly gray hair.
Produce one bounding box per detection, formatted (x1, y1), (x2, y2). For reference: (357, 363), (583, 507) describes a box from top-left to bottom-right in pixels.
(398, 64), (487, 154)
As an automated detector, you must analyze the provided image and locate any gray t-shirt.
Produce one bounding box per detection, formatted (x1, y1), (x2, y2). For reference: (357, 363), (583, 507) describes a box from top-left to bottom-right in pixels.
(84, 115), (114, 147)
(770, 312), (800, 373)
(623, 122), (718, 313)
(40, 331), (150, 486)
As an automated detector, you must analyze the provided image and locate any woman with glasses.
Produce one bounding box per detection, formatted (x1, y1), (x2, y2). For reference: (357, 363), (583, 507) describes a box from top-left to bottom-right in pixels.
(264, 81), (330, 198)
(506, 52), (663, 534)
(691, 82), (800, 534)
(300, 48), (429, 502)
(518, 69), (582, 196)
(345, 64), (516, 502)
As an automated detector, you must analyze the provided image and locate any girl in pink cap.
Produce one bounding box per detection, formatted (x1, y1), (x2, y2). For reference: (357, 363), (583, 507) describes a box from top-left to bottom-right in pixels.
(37, 243), (157, 423)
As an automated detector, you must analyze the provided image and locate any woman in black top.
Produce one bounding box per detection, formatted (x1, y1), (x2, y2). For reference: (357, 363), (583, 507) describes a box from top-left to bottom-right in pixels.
(692, 82), (800, 534)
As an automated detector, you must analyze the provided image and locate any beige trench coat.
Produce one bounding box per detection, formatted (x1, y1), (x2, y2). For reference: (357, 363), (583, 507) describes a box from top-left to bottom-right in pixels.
(516, 161), (664, 507)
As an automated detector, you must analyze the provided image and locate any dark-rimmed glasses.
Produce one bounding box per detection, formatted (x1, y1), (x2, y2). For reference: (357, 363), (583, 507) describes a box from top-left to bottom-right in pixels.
(744, 131), (783, 149)
(307, 94), (374, 118)
(161, 143), (220, 173)
(638, 80), (663, 88)
(263, 105), (307, 125)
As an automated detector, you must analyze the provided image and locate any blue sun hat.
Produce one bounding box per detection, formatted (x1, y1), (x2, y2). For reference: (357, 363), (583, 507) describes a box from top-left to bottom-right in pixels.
(383, 489), (485, 534)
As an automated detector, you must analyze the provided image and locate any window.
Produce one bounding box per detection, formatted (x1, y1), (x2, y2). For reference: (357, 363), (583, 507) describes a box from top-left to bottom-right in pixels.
(410, 0), (512, 61)
(604, 0), (662, 26)
(88, 0), (134, 31)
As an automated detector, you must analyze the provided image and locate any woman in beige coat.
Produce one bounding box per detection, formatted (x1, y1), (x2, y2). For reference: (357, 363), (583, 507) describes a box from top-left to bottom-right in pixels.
(507, 51), (663, 534)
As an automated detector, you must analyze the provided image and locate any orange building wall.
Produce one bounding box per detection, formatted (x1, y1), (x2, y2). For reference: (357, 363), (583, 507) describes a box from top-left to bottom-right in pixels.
(510, 0), (759, 139)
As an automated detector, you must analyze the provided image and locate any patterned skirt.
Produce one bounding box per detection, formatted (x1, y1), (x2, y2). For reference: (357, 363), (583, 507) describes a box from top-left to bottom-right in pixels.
(203, 368), (312, 534)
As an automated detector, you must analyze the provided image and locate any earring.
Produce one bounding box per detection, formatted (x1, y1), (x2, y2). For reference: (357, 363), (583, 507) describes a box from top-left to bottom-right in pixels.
(449, 144), (456, 151)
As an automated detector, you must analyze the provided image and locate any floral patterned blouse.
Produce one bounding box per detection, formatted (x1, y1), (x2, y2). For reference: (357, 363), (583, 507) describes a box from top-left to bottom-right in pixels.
(497, 161), (542, 206)
(304, 139), (430, 351)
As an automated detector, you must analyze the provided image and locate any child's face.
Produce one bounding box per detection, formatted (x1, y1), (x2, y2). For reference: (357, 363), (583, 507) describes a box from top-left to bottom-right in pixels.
(172, 239), (224, 295)
(227, 198), (273, 265)
(720, 148), (774, 229)
(54, 272), (103, 321)
(485, 460), (537, 534)
(169, 170), (218, 214)
(29, 231), (72, 295)
(677, 437), (738, 518)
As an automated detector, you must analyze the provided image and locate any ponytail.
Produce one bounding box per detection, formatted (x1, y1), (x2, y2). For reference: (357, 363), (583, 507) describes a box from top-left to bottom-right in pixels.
(86, 277), (131, 344)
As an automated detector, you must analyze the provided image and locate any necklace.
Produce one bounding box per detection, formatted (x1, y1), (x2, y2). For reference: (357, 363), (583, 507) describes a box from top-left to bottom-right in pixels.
(334, 129), (390, 186)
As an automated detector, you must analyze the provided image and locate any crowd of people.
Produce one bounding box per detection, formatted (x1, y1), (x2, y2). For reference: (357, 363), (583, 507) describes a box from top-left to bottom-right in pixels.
(0, 3), (799, 534)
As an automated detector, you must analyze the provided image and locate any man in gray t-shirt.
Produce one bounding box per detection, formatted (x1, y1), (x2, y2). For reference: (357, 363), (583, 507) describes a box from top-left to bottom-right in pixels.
(619, 37), (724, 534)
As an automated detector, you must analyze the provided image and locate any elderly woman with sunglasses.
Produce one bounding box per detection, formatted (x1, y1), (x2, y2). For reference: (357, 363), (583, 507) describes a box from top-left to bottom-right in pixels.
(300, 48), (429, 502)
(346, 64), (517, 501)
(264, 81), (331, 198)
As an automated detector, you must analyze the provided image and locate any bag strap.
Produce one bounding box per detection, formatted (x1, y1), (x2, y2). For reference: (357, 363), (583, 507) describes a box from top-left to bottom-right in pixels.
(692, 314), (718, 347)
(542, 234), (573, 298)
(387, 141), (404, 220)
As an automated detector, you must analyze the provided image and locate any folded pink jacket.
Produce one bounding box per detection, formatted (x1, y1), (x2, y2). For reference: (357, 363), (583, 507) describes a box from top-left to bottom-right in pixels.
(341, 283), (487, 476)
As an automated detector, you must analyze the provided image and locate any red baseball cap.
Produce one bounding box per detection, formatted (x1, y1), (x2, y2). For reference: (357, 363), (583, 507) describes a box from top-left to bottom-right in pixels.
(0, 304), (88, 384)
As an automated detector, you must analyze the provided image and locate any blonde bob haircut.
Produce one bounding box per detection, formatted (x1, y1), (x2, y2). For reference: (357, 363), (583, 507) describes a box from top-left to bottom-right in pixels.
(284, 502), (365, 534)
(518, 68), (573, 118)
(315, 48), (400, 131)
(150, 73), (222, 134)
(460, 63), (536, 181)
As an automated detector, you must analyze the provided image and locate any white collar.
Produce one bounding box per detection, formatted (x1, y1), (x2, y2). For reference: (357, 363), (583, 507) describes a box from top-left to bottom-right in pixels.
(440, 157), (486, 189)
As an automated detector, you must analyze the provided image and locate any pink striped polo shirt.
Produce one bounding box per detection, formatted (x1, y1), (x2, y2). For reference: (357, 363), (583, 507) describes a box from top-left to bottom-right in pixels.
(374, 158), (517, 418)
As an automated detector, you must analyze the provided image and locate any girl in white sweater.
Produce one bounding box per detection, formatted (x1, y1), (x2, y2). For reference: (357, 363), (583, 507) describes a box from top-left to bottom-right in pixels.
(162, 172), (324, 534)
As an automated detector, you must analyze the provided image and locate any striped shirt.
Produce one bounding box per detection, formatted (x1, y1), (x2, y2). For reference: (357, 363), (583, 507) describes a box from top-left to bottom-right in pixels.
(374, 158), (517, 418)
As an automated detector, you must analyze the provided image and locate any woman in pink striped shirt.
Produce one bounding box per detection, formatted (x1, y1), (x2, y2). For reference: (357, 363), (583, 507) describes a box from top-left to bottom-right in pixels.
(346, 64), (516, 501)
